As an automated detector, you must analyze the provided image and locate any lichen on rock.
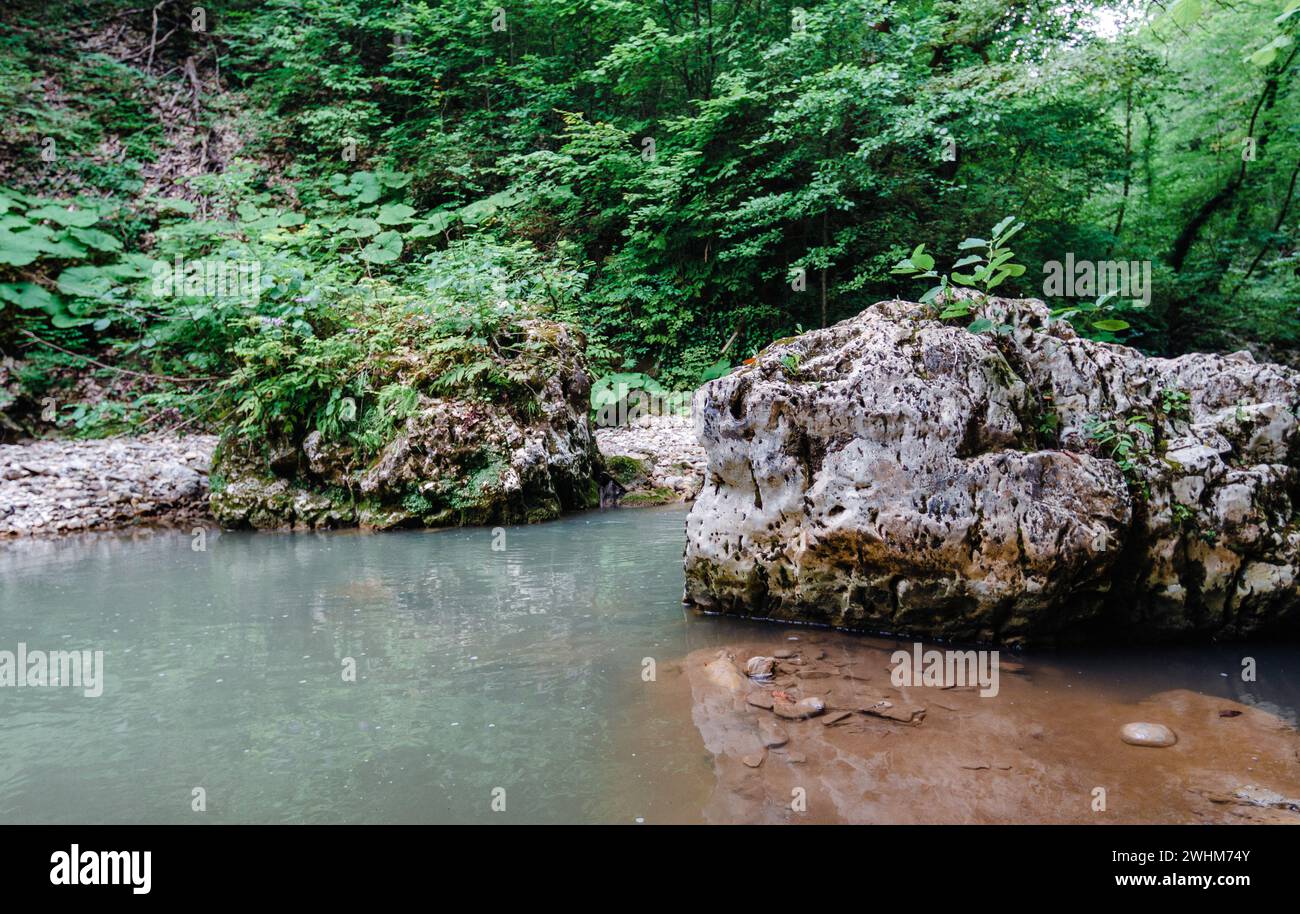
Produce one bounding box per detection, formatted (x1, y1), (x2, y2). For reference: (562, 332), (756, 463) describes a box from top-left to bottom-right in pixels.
(683, 296), (1300, 645)
(210, 318), (601, 531)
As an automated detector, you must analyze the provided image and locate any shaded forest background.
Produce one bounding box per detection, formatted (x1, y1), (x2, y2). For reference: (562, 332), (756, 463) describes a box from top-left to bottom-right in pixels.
(1, 0), (1297, 439)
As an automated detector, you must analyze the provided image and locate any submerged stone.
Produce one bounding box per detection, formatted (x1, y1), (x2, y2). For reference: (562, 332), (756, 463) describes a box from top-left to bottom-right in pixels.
(744, 656), (776, 679)
(1120, 722), (1178, 747)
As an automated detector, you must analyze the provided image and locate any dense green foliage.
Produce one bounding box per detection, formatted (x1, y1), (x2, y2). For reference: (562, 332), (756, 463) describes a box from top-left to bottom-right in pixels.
(1, 0), (1298, 440)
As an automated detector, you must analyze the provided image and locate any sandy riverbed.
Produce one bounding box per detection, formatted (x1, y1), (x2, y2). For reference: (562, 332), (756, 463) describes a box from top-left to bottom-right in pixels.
(674, 629), (1300, 824)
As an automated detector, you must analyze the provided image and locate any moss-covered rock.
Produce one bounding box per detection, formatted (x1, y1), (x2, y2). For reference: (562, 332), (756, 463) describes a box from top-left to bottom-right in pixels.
(210, 319), (602, 531)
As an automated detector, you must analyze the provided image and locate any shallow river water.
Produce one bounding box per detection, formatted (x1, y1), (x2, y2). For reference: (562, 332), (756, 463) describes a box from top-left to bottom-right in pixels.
(2, 506), (1298, 823)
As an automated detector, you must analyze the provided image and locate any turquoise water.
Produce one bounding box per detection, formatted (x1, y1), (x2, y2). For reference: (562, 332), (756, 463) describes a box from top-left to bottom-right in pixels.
(3, 504), (1299, 824)
(0, 507), (749, 824)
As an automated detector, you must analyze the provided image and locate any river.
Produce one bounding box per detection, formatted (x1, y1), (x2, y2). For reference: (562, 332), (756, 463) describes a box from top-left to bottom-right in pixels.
(2, 506), (1299, 823)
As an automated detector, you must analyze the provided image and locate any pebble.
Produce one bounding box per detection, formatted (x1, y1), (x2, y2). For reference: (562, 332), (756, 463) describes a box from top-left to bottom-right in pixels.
(746, 691), (775, 710)
(745, 656), (776, 679)
(1120, 722), (1178, 747)
(742, 751), (766, 768)
(774, 696), (826, 720)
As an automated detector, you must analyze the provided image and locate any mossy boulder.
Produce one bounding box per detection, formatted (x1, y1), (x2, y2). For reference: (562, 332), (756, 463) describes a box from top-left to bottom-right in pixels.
(210, 319), (602, 530)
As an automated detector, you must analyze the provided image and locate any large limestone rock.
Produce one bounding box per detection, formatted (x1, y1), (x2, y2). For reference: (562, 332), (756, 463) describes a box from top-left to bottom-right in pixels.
(683, 296), (1300, 645)
(211, 319), (601, 530)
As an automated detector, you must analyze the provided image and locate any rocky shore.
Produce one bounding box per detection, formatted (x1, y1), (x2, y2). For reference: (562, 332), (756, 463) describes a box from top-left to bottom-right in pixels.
(0, 435), (216, 536)
(594, 414), (706, 504)
(0, 415), (701, 536)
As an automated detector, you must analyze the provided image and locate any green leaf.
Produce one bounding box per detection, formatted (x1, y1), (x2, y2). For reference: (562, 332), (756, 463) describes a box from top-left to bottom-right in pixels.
(1092, 319), (1130, 332)
(68, 227), (123, 252)
(26, 205), (98, 228)
(376, 203), (417, 225)
(331, 171), (382, 203)
(1170, 0), (1202, 28)
(0, 282), (57, 310)
(359, 230), (403, 264)
(153, 197), (197, 215)
(55, 265), (113, 298)
(911, 251), (935, 271)
(50, 311), (94, 329)
(346, 216), (381, 238)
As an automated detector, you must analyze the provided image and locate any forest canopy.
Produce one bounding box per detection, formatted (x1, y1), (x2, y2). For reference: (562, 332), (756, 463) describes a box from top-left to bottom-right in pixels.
(1, 0), (1298, 436)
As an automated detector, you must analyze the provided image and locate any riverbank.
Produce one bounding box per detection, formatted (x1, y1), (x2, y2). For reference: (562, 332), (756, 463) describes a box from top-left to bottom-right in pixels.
(0, 416), (703, 536)
(0, 435), (216, 536)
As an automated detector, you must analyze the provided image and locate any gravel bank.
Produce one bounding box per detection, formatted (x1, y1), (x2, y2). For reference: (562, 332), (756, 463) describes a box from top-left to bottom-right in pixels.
(594, 415), (706, 503)
(0, 435), (217, 536)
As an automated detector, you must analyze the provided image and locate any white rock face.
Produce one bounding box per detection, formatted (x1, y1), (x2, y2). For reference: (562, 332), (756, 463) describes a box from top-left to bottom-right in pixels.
(683, 297), (1300, 644)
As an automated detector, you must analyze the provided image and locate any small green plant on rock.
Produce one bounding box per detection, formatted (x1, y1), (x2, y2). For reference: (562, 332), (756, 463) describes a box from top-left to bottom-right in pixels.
(1087, 415), (1154, 490)
(1158, 387), (1192, 421)
(1048, 291), (1134, 341)
(891, 216), (1027, 330)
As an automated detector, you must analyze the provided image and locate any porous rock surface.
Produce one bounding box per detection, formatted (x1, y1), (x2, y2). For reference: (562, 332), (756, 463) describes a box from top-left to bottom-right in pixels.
(210, 320), (602, 530)
(683, 296), (1300, 644)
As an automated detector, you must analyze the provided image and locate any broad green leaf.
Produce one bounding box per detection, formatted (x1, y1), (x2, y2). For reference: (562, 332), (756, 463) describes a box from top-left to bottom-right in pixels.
(1092, 319), (1130, 332)
(1170, 0), (1202, 28)
(68, 227), (123, 252)
(56, 265), (114, 298)
(27, 205), (98, 227)
(359, 230), (403, 264)
(346, 216), (381, 237)
(0, 282), (57, 310)
(377, 203), (416, 225)
(50, 311), (94, 329)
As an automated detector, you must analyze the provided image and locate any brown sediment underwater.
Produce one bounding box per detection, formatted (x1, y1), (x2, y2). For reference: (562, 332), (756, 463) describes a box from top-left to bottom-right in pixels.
(676, 631), (1300, 824)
